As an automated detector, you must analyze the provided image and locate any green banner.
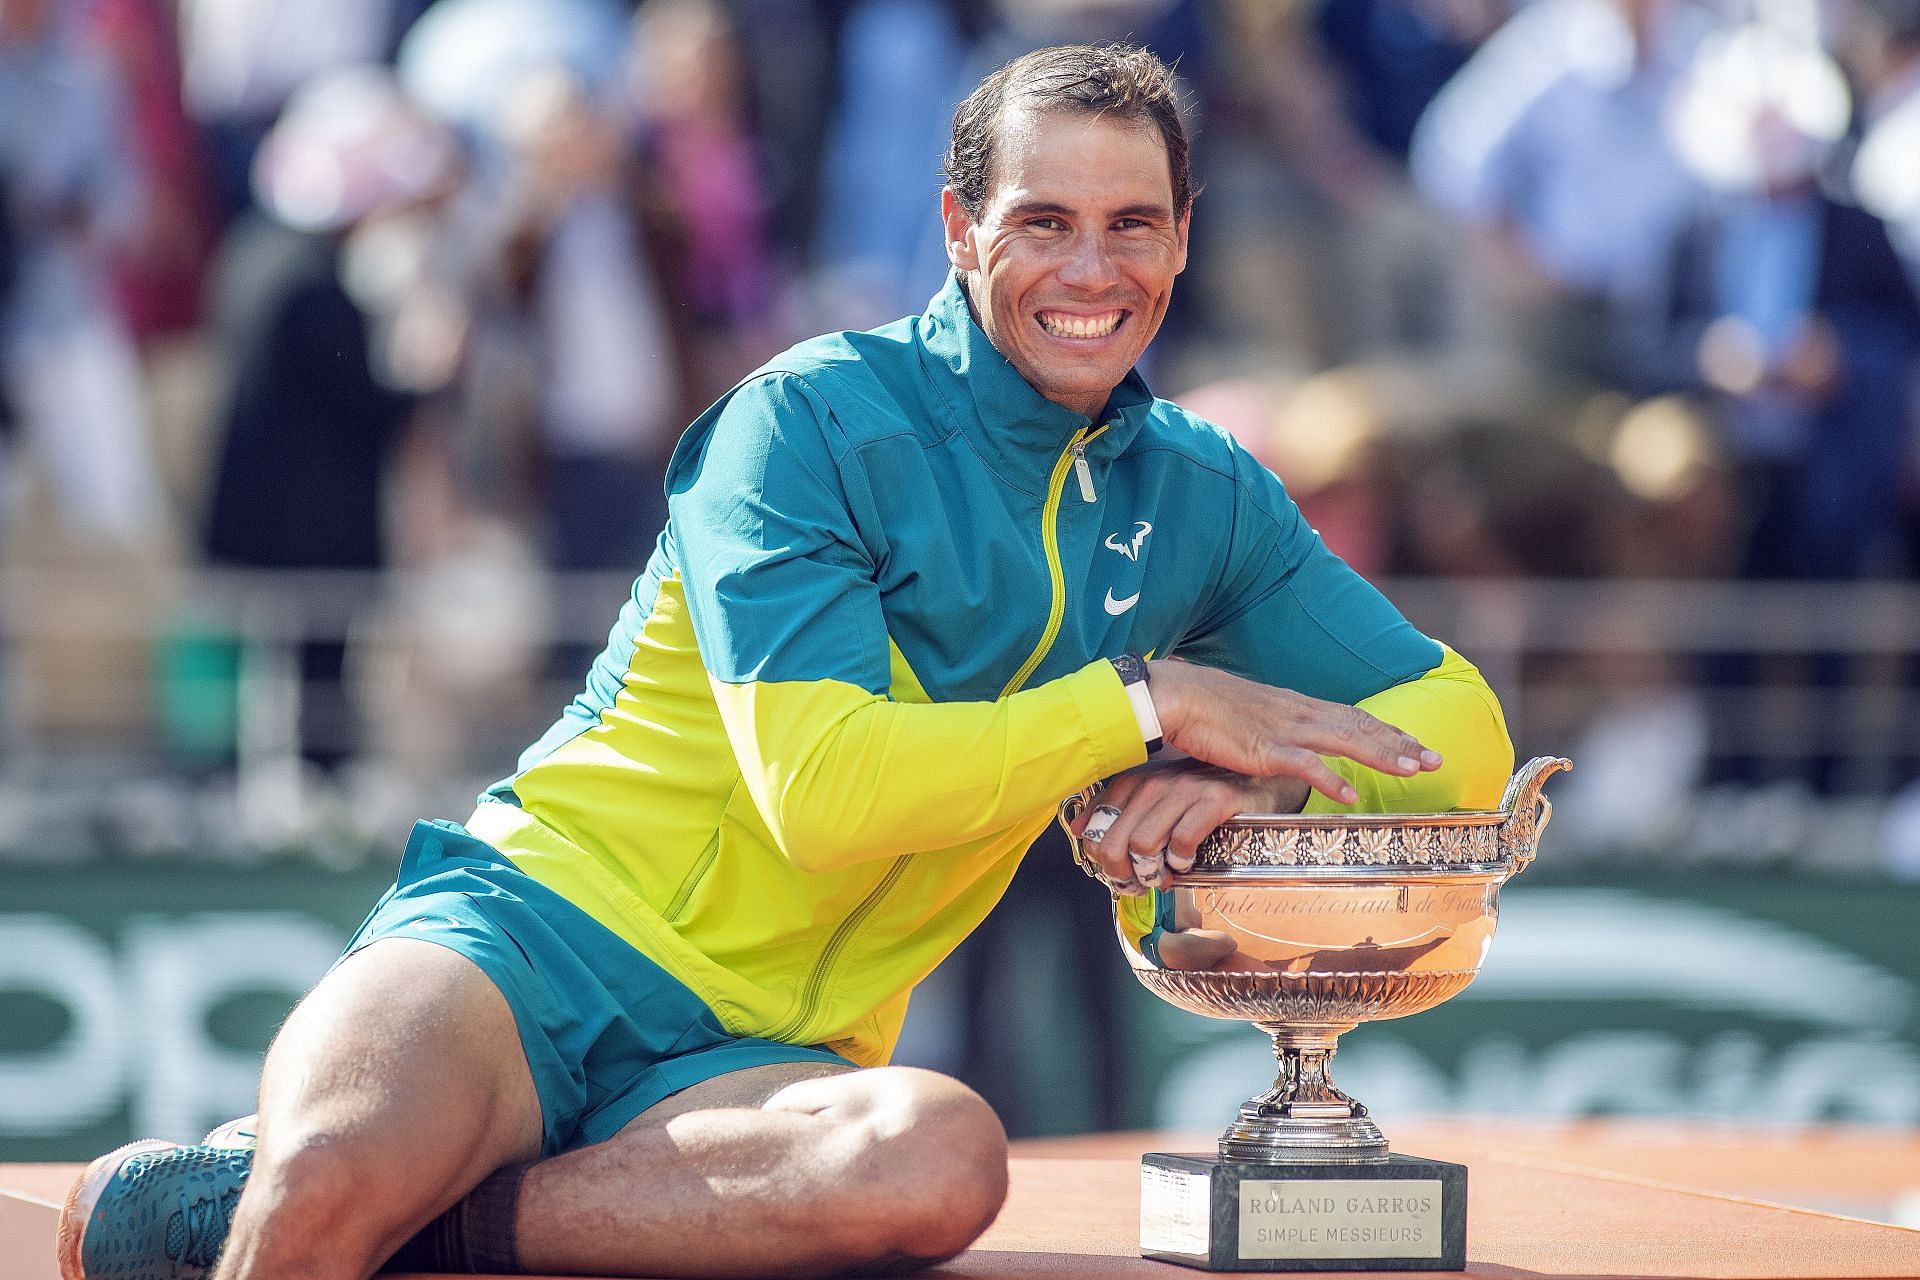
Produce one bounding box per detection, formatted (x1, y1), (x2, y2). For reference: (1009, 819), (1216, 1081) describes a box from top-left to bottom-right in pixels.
(2, 863), (1917, 1160)
(0, 862), (393, 1162)
(1124, 875), (1920, 1134)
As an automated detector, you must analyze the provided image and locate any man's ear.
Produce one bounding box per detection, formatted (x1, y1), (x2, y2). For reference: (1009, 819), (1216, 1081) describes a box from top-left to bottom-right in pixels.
(941, 188), (979, 271)
(1173, 207), (1192, 276)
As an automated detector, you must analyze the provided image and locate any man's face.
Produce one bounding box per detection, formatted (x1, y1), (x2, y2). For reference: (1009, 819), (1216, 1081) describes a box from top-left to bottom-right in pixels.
(943, 105), (1189, 421)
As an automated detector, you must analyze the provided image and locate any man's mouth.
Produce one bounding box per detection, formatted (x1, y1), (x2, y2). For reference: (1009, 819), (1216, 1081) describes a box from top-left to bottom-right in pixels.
(1036, 310), (1126, 340)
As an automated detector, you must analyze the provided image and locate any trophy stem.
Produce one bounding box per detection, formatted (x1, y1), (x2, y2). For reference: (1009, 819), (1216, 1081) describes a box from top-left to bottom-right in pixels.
(1217, 1023), (1388, 1165)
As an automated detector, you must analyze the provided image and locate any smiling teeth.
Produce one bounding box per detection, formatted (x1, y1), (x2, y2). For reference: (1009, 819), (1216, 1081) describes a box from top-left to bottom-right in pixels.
(1039, 311), (1122, 338)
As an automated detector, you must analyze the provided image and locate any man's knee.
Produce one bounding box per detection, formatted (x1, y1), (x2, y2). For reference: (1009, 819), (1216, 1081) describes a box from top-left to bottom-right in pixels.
(824, 1070), (1009, 1266)
(246, 1126), (393, 1235)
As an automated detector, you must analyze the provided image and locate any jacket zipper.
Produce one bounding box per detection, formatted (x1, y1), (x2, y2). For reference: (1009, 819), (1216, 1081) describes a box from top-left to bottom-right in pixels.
(770, 421), (1110, 1045)
(999, 422), (1110, 699)
(1072, 440), (1097, 502)
(765, 853), (911, 1043)
(663, 831), (721, 922)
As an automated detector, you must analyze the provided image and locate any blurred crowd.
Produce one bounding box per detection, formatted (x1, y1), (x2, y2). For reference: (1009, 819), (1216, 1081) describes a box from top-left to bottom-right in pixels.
(2, 0), (1920, 814)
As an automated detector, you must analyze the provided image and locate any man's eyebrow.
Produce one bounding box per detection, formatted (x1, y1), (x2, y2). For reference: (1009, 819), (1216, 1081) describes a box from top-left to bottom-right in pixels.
(1003, 200), (1076, 219)
(1109, 202), (1175, 221)
(1003, 200), (1174, 220)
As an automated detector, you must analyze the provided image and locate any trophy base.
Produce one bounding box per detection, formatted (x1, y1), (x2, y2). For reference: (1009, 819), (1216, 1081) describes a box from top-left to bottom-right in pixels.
(1139, 1151), (1466, 1272)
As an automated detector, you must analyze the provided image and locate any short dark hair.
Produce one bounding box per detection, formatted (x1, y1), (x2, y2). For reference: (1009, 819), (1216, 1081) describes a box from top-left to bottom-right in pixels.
(944, 43), (1195, 221)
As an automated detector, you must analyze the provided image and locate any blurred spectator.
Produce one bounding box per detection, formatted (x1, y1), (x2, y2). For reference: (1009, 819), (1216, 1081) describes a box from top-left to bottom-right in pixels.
(0, 0), (167, 544)
(632, 0), (783, 398)
(201, 68), (460, 765)
(1602, 394), (1741, 579)
(1627, 25), (1920, 580)
(1412, 0), (1714, 383)
(90, 0), (216, 344)
(482, 64), (685, 576)
(1308, 0), (1509, 366)
(177, 0), (406, 225)
(0, 166), (14, 436)
(1400, 420), (1631, 578)
(1846, 0), (1920, 284)
(1317, 0), (1501, 163)
(730, 0), (850, 267)
(397, 0), (683, 580)
(1555, 397), (1725, 853)
(812, 0), (982, 327)
(396, 0), (630, 144)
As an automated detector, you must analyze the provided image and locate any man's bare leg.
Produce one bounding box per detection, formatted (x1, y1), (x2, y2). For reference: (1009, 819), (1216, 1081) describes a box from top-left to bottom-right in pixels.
(211, 944), (1006, 1280)
(210, 937), (544, 1280)
(513, 1062), (1010, 1278)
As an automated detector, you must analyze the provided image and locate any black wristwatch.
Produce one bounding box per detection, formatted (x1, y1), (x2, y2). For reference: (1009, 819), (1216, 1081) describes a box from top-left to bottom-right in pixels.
(1109, 654), (1164, 754)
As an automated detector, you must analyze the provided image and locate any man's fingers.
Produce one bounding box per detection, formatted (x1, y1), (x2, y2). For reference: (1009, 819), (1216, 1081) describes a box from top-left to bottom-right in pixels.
(1117, 790), (1190, 888)
(1077, 803), (1137, 885)
(1166, 794), (1244, 868)
(1324, 710), (1424, 775)
(1071, 770), (1141, 836)
(1258, 746), (1359, 806)
(1290, 704), (1441, 778)
(1101, 771), (1148, 810)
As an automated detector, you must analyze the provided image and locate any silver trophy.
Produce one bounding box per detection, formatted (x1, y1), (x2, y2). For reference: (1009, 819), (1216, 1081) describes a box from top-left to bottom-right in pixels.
(1061, 756), (1570, 1272)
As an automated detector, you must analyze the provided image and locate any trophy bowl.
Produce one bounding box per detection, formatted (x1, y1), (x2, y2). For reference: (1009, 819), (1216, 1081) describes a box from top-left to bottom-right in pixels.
(1061, 756), (1570, 1168)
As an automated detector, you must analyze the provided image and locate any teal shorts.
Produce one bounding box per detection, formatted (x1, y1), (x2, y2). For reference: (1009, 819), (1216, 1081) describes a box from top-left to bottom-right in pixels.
(341, 819), (853, 1157)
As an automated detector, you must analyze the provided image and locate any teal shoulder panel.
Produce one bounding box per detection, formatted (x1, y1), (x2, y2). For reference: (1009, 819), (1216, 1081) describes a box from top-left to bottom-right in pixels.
(1166, 410), (1443, 703)
(664, 370), (895, 692)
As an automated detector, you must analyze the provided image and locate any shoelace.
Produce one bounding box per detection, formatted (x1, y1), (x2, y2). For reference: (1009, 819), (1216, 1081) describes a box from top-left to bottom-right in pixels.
(166, 1186), (239, 1268)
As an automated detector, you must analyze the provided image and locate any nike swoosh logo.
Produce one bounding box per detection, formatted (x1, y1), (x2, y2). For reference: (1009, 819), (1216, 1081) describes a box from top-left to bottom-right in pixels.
(1104, 589), (1140, 616)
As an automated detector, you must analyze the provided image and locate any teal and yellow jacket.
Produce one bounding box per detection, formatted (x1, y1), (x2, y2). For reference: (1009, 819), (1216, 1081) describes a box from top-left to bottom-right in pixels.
(468, 273), (1513, 1066)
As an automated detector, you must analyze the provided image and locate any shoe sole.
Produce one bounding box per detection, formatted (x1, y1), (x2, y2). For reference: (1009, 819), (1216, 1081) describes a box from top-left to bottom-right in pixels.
(202, 1115), (257, 1149)
(56, 1139), (177, 1280)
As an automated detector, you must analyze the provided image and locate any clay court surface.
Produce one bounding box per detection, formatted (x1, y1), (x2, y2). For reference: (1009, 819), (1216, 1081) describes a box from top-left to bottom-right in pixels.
(7, 1122), (1918, 1279)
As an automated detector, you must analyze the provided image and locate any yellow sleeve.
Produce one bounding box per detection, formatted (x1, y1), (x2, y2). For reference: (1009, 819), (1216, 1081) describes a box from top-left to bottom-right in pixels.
(1302, 645), (1514, 815)
(711, 659), (1147, 872)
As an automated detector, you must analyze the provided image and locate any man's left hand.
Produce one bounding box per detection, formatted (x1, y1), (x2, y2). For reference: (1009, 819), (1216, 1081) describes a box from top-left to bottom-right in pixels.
(1069, 757), (1308, 893)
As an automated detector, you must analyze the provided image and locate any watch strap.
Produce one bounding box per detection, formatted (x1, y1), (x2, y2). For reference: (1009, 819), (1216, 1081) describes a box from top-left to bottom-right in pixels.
(1110, 655), (1163, 754)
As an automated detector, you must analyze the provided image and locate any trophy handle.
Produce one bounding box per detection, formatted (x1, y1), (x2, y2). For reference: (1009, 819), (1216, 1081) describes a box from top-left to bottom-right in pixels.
(1495, 755), (1572, 876)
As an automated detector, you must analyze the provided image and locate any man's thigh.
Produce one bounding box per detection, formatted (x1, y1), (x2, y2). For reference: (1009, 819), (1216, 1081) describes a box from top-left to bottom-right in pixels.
(260, 935), (545, 1168)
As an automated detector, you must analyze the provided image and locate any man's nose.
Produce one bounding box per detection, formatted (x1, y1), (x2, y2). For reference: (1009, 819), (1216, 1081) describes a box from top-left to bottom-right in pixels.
(1056, 231), (1121, 291)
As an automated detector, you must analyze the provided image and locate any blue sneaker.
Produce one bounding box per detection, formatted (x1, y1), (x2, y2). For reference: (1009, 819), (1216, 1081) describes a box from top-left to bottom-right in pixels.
(57, 1140), (252, 1280)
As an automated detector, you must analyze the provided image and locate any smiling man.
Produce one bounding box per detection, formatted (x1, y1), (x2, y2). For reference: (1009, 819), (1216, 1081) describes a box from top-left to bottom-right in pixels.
(59, 44), (1512, 1280)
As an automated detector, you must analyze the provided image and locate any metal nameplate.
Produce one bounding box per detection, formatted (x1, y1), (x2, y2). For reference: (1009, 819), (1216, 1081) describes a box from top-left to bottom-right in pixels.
(1238, 1179), (1444, 1260)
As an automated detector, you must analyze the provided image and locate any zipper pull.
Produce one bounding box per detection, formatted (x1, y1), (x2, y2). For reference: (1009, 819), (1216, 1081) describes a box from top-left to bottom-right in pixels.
(1072, 441), (1096, 503)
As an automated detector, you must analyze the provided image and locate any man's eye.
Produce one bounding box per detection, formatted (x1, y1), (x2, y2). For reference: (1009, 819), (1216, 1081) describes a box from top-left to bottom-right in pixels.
(1031, 217), (1066, 231)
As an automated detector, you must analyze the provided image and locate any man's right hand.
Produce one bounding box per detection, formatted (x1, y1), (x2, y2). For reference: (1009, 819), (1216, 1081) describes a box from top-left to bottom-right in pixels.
(1144, 660), (1441, 808)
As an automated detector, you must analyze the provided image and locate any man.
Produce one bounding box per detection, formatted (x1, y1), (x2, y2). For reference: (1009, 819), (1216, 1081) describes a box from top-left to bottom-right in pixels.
(60, 43), (1512, 1280)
